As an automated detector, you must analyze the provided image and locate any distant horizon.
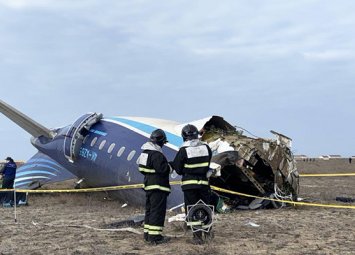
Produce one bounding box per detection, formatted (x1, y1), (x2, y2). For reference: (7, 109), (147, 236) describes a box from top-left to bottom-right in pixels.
(294, 155), (355, 158)
(1, 150), (355, 162)
(1, 155), (354, 163)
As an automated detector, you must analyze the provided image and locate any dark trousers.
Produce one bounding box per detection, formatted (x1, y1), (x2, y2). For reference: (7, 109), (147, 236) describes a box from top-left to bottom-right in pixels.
(0, 177), (15, 203)
(183, 187), (211, 213)
(144, 190), (168, 240)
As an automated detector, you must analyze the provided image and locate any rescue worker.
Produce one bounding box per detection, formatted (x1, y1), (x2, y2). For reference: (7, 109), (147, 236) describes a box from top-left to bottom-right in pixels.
(171, 124), (213, 244)
(0, 156), (17, 206)
(138, 129), (171, 245)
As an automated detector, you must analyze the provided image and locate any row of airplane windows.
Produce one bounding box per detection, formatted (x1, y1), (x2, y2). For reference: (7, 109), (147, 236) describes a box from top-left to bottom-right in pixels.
(84, 136), (138, 163)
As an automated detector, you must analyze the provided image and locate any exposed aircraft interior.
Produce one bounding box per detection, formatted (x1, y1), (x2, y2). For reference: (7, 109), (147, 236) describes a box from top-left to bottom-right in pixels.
(200, 116), (299, 210)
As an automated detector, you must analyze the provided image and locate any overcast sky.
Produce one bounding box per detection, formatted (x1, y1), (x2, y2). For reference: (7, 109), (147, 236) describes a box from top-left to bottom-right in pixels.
(1, 0), (354, 160)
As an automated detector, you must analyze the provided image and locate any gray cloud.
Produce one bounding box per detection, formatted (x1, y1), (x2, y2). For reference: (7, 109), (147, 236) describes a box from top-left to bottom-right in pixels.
(1, 0), (355, 159)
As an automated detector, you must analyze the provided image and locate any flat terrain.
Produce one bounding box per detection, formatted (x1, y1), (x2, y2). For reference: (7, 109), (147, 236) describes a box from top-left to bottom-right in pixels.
(0, 164), (354, 255)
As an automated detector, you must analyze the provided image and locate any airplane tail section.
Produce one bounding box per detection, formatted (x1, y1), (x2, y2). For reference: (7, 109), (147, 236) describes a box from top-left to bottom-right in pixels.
(0, 99), (55, 139)
(14, 152), (76, 189)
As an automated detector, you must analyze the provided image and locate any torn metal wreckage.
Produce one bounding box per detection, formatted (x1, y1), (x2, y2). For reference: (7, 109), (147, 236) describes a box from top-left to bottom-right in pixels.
(200, 116), (299, 211)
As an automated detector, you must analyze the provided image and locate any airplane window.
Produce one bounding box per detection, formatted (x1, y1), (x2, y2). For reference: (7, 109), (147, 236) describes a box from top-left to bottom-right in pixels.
(117, 147), (125, 157)
(127, 150), (136, 161)
(90, 137), (98, 147)
(99, 140), (106, 150)
(108, 143), (116, 153)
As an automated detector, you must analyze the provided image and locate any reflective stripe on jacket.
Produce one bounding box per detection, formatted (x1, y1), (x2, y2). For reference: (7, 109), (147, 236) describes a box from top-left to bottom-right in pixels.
(171, 139), (212, 190)
(138, 142), (171, 193)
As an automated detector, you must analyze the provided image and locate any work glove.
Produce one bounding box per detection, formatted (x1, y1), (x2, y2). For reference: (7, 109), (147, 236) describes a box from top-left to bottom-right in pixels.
(207, 162), (221, 178)
(168, 162), (174, 174)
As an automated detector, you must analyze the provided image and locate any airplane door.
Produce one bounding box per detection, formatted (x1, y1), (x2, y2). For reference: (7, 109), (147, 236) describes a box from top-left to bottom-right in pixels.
(64, 113), (103, 163)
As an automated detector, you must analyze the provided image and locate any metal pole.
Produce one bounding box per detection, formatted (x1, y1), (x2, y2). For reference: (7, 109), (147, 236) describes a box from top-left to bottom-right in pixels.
(14, 189), (17, 223)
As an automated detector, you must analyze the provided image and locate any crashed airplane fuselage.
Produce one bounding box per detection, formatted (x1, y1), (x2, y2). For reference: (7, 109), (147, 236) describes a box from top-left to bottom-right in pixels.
(0, 99), (299, 210)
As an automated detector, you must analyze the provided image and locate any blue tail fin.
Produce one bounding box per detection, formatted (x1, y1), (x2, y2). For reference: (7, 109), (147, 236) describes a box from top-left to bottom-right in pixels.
(14, 152), (76, 189)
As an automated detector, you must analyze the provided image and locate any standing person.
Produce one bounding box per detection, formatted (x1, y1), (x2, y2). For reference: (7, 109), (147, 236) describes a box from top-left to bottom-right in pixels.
(171, 124), (213, 244)
(0, 156), (17, 206)
(138, 129), (171, 245)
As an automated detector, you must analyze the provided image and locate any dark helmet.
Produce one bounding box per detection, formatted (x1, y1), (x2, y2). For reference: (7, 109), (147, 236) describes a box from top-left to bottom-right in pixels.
(181, 124), (199, 141)
(150, 129), (168, 147)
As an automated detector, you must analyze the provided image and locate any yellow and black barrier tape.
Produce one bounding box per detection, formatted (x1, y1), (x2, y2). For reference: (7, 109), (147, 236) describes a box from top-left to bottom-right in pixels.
(0, 181), (182, 193)
(210, 185), (355, 210)
(300, 173), (355, 177)
(1, 180), (354, 209)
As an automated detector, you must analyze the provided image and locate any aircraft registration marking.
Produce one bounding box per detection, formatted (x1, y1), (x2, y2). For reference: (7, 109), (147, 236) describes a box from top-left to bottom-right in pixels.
(79, 147), (98, 162)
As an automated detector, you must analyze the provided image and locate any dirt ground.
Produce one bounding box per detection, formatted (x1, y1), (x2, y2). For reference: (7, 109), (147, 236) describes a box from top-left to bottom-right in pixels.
(1, 169), (355, 254)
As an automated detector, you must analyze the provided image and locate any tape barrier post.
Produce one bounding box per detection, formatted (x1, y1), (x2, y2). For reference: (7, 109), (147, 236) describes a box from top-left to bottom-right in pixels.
(13, 189), (17, 223)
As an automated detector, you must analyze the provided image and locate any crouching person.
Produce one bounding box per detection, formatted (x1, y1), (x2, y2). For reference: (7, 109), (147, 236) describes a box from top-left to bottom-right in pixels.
(138, 129), (171, 245)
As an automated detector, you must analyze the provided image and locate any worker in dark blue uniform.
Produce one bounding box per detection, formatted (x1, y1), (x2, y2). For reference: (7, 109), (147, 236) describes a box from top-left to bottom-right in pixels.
(138, 129), (171, 245)
(171, 124), (213, 244)
(0, 156), (17, 206)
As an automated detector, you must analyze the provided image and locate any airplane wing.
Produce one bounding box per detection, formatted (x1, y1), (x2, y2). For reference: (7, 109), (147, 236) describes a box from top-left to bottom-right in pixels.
(14, 152), (76, 189)
(0, 99), (55, 139)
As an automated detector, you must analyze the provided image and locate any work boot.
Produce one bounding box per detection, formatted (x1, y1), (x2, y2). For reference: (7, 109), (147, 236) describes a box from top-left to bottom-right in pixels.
(144, 232), (149, 242)
(203, 230), (214, 243)
(3, 202), (12, 208)
(18, 200), (28, 206)
(149, 236), (171, 245)
(192, 231), (204, 245)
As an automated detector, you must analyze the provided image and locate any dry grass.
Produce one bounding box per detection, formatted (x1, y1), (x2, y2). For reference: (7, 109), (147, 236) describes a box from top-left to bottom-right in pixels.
(0, 167), (355, 254)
